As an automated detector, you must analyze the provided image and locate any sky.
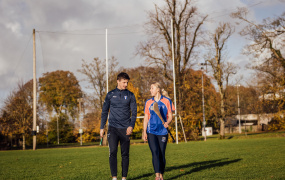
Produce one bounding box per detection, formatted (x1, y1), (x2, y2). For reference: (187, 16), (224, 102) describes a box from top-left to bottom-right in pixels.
(0, 0), (284, 107)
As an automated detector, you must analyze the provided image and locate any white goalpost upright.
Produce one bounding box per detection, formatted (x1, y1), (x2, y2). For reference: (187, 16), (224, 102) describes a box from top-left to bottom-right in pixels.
(171, 19), (179, 144)
(106, 29), (108, 92)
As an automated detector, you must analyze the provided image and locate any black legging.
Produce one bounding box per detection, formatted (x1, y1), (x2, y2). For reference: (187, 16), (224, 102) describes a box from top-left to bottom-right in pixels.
(108, 126), (130, 177)
(147, 133), (168, 174)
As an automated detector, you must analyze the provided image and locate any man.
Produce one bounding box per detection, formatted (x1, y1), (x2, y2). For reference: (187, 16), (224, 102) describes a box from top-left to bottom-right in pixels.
(100, 72), (137, 180)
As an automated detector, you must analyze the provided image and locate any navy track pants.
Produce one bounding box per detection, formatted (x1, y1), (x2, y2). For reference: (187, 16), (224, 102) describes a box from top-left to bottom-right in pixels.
(147, 133), (168, 174)
(107, 126), (130, 177)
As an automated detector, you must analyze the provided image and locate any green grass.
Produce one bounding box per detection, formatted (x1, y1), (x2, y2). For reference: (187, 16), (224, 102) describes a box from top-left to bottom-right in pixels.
(0, 132), (285, 179)
(201, 130), (285, 141)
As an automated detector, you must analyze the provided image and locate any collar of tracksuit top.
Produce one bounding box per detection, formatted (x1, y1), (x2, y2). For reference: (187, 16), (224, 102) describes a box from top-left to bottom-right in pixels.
(100, 87), (137, 129)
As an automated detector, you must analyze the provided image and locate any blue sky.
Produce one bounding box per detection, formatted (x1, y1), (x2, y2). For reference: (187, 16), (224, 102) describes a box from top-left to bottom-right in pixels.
(0, 0), (284, 107)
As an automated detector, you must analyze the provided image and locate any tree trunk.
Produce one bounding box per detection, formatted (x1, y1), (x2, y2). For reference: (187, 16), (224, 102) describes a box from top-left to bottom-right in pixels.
(219, 81), (226, 139)
(22, 134), (26, 150)
(219, 118), (225, 139)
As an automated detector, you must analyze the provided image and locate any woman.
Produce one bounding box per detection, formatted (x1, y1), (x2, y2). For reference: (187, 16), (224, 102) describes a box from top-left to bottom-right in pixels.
(143, 82), (175, 180)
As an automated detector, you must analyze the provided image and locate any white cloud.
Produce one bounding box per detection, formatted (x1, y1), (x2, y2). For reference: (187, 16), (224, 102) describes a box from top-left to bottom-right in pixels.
(5, 22), (22, 36)
(0, 0), (284, 107)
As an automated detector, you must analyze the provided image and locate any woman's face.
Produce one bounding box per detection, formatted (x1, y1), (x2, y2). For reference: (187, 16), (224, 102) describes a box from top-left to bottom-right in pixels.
(150, 84), (160, 97)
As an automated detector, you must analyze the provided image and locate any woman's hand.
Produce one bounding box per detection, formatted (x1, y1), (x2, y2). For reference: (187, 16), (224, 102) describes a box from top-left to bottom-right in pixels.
(164, 122), (169, 128)
(143, 132), (148, 141)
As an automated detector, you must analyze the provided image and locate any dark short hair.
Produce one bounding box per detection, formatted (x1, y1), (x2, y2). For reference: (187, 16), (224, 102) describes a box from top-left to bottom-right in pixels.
(117, 72), (130, 81)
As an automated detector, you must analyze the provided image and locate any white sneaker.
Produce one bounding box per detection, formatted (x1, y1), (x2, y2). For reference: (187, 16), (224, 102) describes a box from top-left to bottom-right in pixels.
(112, 178), (117, 180)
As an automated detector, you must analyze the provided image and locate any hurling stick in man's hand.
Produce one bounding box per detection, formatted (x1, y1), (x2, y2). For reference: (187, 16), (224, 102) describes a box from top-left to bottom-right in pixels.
(153, 102), (175, 143)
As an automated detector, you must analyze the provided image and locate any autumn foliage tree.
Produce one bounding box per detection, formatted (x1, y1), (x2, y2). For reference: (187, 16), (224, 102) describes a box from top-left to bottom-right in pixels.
(0, 80), (34, 150)
(125, 66), (218, 141)
(39, 70), (82, 143)
(137, 0), (208, 112)
(166, 69), (219, 140)
(39, 70), (82, 119)
(48, 113), (75, 144)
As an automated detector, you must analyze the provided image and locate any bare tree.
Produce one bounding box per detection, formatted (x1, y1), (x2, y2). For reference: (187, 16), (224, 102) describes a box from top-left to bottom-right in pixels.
(137, 0), (208, 111)
(207, 22), (235, 139)
(78, 56), (118, 110)
(231, 8), (285, 113)
(231, 8), (285, 87)
(78, 57), (118, 146)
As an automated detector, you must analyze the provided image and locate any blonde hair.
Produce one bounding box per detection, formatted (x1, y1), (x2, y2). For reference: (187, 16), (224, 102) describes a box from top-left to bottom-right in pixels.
(151, 82), (162, 94)
(151, 82), (169, 98)
(162, 89), (169, 98)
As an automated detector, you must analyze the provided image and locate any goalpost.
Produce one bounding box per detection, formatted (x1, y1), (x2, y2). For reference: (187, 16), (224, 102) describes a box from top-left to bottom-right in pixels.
(104, 19), (182, 144)
(32, 22), (187, 149)
(103, 19), (179, 144)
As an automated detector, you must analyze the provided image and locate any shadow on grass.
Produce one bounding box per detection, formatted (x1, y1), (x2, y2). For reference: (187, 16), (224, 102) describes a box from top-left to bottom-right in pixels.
(129, 158), (241, 180)
(227, 136), (234, 139)
(167, 158), (242, 179)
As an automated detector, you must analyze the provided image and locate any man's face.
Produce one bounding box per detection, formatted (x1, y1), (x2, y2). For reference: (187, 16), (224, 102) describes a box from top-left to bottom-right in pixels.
(117, 79), (129, 90)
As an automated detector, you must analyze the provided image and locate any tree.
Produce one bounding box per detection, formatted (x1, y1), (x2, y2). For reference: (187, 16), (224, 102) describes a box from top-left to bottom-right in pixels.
(207, 22), (236, 139)
(78, 111), (101, 143)
(231, 8), (285, 75)
(48, 113), (75, 144)
(0, 80), (34, 150)
(224, 85), (261, 116)
(39, 70), (82, 120)
(78, 57), (118, 110)
(137, 0), (208, 112)
(78, 57), (118, 144)
(174, 69), (219, 140)
(231, 8), (285, 112)
(268, 110), (285, 131)
(127, 66), (218, 140)
(126, 82), (144, 139)
(38, 70), (82, 145)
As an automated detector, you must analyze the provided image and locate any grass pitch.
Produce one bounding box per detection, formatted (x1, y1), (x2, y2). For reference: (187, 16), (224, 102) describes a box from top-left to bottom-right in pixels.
(0, 132), (285, 179)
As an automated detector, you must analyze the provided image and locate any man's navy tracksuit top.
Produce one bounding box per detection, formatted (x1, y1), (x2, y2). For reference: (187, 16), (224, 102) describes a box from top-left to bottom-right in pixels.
(100, 88), (137, 129)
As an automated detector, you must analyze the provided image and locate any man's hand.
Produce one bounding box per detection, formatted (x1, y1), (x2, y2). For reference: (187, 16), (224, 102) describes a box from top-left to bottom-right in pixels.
(100, 129), (104, 138)
(126, 127), (133, 135)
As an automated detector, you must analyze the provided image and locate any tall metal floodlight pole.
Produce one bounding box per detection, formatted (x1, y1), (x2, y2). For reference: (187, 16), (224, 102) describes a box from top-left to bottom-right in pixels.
(237, 84), (241, 133)
(33, 29), (37, 150)
(171, 19), (178, 144)
(106, 29), (108, 92)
